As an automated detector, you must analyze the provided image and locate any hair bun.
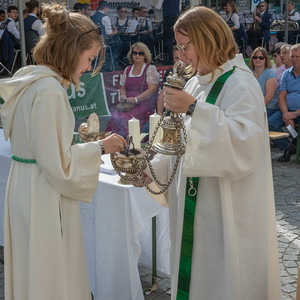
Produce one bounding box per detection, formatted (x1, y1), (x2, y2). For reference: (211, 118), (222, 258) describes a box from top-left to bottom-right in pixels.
(42, 4), (70, 34)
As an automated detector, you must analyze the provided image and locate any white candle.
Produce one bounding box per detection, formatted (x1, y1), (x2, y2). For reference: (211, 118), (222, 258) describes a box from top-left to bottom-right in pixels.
(128, 117), (141, 149)
(149, 111), (163, 144)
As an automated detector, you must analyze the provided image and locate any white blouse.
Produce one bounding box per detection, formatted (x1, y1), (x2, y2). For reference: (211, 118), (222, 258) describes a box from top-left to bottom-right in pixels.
(121, 64), (159, 86)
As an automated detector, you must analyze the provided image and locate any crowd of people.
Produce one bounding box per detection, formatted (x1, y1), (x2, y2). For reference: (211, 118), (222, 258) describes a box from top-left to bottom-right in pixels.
(0, 1), (300, 300)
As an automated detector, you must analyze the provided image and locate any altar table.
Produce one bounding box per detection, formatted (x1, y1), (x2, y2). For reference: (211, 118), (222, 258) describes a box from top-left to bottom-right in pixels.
(0, 129), (170, 300)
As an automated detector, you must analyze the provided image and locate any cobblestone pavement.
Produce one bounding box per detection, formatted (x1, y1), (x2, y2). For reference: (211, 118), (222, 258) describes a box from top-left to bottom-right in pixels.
(0, 148), (298, 300)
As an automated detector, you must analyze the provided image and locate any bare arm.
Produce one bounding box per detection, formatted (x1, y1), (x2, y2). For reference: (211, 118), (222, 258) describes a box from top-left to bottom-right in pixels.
(126, 82), (158, 103)
(278, 90), (294, 127)
(264, 78), (277, 105)
(156, 92), (164, 115)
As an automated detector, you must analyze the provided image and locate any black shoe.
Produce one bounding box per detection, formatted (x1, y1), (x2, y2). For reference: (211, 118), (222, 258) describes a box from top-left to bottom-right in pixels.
(278, 144), (296, 162)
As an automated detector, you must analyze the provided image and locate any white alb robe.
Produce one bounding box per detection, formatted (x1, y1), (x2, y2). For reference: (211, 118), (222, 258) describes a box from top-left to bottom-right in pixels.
(148, 54), (281, 300)
(0, 66), (102, 300)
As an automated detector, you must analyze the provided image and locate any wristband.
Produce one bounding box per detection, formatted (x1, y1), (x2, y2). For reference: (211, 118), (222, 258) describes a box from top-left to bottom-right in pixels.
(98, 140), (105, 155)
(135, 97), (138, 103)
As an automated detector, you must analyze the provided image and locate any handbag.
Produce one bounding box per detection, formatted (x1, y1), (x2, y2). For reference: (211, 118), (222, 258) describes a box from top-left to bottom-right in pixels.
(115, 66), (147, 112)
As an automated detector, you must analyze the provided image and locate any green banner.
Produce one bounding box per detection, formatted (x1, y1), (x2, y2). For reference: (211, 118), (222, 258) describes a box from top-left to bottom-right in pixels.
(66, 72), (110, 119)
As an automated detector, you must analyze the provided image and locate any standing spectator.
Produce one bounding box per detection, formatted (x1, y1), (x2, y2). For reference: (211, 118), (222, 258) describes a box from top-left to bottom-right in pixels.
(1, 6), (20, 72)
(269, 43), (300, 162)
(24, 0), (45, 38)
(155, 0), (180, 65)
(225, 0), (243, 53)
(277, 1), (300, 45)
(250, 47), (278, 117)
(92, 1), (121, 72)
(0, 4), (126, 300)
(247, 1), (272, 51)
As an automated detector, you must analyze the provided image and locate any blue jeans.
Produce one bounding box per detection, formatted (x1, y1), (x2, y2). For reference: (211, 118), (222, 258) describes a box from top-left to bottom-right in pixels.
(268, 110), (290, 150)
(266, 108), (279, 118)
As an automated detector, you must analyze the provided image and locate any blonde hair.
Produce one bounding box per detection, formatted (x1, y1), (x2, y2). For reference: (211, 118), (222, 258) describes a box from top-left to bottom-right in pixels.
(127, 42), (152, 64)
(249, 47), (272, 69)
(174, 6), (237, 80)
(33, 4), (105, 86)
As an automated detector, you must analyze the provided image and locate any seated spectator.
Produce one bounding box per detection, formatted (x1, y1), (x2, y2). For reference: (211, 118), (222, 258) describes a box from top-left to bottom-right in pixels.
(277, 1), (300, 45)
(0, 9), (5, 26)
(280, 44), (292, 70)
(1, 6), (20, 71)
(24, 0), (45, 37)
(0, 9), (5, 39)
(130, 7), (139, 20)
(23, 8), (29, 19)
(81, 3), (91, 18)
(136, 6), (155, 57)
(268, 43), (300, 162)
(271, 46), (286, 88)
(106, 42), (159, 136)
(225, 0), (243, 53)
(250, 47), (278, 118)
(156, 45), (193, 115)
(114, 5), (130, 67)
(73, 3), (83, 13)
(247, 1), (272, 51)
(92, 1), (121, 72)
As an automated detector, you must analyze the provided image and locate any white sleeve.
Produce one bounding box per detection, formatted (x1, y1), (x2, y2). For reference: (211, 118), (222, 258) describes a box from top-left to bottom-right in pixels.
(120, 68), (127, 86)
(7, 21), (20, 40)
(183, 69), (267, 181)
(231, 14), (240, 29)
(154, 0), (164, 10)
(289, 11), (300, 21)
(102, 15), (113, 35)
(32, 19), (46, 37)
(146, 65), (159, 84)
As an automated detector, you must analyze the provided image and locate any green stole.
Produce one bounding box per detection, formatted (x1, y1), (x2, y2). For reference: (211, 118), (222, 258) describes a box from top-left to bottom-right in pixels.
(176, 67), (235, 299)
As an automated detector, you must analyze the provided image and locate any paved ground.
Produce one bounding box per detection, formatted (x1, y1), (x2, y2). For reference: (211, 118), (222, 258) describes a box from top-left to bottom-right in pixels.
(0, 147), (299, 299)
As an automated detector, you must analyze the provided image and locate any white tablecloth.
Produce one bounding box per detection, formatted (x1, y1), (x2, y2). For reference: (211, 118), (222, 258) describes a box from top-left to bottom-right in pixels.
(0, 129), (170, 300)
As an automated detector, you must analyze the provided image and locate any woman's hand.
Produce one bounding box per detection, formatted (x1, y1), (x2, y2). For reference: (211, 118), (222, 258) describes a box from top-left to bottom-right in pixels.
(133, 173), (153, 187)
(100, 134), (126, 154)
(163, 87), (196, 113)
(126, 97), (137, 104)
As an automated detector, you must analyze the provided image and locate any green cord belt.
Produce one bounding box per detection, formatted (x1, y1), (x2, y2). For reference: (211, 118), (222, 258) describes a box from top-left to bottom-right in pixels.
(11, 154), (37, 164)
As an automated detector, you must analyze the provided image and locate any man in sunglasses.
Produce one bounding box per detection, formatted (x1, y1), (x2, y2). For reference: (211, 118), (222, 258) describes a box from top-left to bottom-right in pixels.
(247, 1), (272, 52)
(269, 43), (300, 162)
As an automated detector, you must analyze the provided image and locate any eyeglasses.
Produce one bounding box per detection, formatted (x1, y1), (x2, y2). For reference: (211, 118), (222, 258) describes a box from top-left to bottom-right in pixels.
(133, 51), (145, 56)
(281, 51), (290, 55)
(258, 5), (265, 7)
(121, 10), (127, 13)
(177, 41), (191, 52)
(81, 24), (102, 36)
(253, 56), (265, 60)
